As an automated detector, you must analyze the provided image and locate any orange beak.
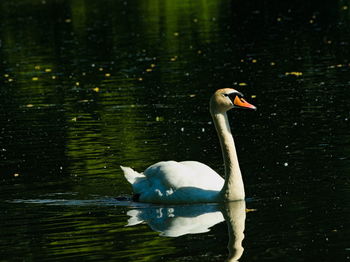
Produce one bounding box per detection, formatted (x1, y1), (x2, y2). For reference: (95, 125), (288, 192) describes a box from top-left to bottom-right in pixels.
(233, 96), (257, 110)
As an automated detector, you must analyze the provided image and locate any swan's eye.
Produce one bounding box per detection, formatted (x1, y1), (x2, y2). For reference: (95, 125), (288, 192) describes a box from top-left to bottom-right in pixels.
(227, 93), (241, 99)
(224, 93), (236, 97)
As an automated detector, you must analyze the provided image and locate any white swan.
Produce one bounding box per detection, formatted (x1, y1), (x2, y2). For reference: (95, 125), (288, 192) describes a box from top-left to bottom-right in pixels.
(120, 88), (256, 203)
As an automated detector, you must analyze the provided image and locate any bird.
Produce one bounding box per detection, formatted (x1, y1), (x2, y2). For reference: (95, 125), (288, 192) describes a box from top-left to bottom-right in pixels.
(120, 88), (256, 204)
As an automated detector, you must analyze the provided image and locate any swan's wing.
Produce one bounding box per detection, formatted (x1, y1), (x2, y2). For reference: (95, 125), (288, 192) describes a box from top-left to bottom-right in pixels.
(180, 160), (224, 188)
(179, 161), (224, 191)
(144, 161), (224, 191)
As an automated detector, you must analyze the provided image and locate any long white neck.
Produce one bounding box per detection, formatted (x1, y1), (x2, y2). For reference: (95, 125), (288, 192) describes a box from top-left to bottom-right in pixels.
(211, 112), (245, 201)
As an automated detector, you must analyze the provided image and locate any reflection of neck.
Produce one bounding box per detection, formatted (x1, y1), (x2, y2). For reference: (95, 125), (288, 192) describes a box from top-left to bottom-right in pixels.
(222, 201), (246, 262)
(211, 112), (245, 201)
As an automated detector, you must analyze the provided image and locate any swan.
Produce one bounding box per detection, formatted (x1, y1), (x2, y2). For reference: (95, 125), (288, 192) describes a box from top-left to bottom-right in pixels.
(120, 88), (256, 203)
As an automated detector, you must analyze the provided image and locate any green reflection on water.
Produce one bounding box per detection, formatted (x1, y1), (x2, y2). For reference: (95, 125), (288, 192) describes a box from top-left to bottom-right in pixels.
(0, 0), (229, 177)
(44, 211), (175, 262)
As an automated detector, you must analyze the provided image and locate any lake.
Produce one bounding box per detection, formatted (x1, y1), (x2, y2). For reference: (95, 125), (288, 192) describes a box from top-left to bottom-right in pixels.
(0, 0), (349, 261)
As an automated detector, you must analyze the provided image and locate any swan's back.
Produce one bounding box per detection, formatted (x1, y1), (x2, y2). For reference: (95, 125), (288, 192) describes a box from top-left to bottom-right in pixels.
(121, 161), (224, 203)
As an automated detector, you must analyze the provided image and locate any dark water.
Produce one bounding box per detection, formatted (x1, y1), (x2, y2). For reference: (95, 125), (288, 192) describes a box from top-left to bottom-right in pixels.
(1, 0), (350, 261)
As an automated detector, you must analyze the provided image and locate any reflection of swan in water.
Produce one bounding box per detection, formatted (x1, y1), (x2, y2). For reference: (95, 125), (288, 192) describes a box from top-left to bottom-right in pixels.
(127, 204), (225, 237)
(121, 89), (256, 203)
(126, 201), (246, 261)
(223, 201), (246, 262)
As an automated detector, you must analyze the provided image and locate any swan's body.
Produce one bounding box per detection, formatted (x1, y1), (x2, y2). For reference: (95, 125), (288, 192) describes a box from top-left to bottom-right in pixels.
(121, 161), (224, 203)
(121, 88), (256, 203)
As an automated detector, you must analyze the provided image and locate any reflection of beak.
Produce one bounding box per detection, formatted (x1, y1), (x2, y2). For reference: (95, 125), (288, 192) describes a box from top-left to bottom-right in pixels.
(233, 96), (257, 110)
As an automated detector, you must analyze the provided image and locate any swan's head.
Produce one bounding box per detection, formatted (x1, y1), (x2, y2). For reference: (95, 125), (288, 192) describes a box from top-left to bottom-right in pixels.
(210, 88), (256, 114)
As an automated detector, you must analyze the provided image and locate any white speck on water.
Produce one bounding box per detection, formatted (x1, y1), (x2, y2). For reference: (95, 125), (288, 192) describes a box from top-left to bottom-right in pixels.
(284, 162), (289, 167)
(181, 127), (184, 132)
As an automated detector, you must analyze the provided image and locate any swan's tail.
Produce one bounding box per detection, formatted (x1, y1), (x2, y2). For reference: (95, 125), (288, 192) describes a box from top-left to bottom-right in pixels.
(120, 166), (149, 195)
(120, 166), (144, 184)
